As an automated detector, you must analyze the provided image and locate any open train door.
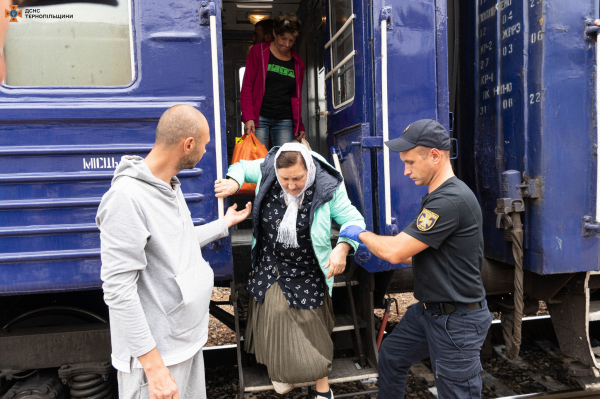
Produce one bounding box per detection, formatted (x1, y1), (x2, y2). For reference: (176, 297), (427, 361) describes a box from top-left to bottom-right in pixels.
(326, 0), (450, 273)
(324, 0), (376, 269)
(370, 0), (450, 270)
(320, 0), (384, 375)
(0, 0), (232, 300)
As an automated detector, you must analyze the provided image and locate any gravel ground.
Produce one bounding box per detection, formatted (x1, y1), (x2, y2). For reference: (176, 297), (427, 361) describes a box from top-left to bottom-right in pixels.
(207, 287), (236, 347)
(373, 293), (419, 324)
(479, 344), (579, 397)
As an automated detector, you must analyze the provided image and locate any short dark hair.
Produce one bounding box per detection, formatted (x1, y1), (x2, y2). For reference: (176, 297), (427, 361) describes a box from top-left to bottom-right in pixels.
(255, 18), (273, 33)
(415, 145), (449, 158)
(416, 146), (432, 159)
(276, 151), (307, 170)
(273, 13), (301, 38)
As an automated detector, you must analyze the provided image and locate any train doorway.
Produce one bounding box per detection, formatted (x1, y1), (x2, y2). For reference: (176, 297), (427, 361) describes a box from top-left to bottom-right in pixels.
(218, 1), (381, 396)
(220, 0), (328, 164)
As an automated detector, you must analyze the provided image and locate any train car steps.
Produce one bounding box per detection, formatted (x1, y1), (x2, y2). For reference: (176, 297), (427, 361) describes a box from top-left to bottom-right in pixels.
(232, 266), (378, 398)
(241, 357), (378, 393)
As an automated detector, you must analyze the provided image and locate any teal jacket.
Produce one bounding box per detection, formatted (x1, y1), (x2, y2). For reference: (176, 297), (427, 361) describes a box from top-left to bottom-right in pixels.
(226, 149), (366, 296)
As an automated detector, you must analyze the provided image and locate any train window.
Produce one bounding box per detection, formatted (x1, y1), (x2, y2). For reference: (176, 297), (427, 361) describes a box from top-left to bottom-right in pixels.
(3, 1), (134, 87)
(328, 0), (355, 108)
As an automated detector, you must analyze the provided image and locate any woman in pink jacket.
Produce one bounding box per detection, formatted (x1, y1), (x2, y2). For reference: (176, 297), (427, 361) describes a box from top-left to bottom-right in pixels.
(240, 13), (306, 147)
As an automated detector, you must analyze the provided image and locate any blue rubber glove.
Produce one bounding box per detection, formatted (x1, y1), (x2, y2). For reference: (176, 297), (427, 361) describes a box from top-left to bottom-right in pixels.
(339, 225), (368, 243)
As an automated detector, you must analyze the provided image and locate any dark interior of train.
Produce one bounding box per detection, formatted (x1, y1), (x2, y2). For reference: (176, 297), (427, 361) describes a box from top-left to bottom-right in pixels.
(221, 0), (327, 163)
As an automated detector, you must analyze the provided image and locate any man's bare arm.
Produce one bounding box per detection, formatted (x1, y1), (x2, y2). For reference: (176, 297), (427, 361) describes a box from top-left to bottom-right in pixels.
(138, 348), (179, 399)
(358, 231), (429, 265)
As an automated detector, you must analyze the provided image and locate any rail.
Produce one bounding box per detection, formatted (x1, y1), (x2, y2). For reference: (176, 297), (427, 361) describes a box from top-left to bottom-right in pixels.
(381, 17), (391, 228)
(497, 390), (599, 398)
(210, 14), (225, 218)
(324, 14), (356, 49)
(326, 50), (356, 80)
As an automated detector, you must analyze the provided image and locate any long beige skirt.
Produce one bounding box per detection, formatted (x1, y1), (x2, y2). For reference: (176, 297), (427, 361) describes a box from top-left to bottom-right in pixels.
(244, 282), (335, 384)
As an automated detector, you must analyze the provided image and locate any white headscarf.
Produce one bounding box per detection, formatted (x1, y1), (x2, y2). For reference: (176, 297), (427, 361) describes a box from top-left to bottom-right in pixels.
(274, 143), (316, 248)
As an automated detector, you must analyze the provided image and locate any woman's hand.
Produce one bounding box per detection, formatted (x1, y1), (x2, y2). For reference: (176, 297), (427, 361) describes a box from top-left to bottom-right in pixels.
(295, 131), (306, 142)
(324, 242), (351, 279)
(215, 178), (240, 198)
(244, 120), (256, 135)
(223, 202), (252, 228)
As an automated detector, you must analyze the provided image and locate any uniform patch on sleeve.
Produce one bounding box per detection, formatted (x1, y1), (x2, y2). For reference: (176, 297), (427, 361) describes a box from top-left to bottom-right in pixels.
(417, 208), (439, 231)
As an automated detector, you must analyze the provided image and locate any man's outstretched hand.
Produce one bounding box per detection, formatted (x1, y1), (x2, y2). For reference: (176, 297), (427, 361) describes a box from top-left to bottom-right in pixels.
(223, 202), (252, 228)
(339, 225), (368, 243)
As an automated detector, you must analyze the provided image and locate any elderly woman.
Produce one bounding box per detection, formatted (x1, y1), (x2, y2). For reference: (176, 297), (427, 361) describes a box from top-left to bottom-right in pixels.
(215, 143), (365, 398)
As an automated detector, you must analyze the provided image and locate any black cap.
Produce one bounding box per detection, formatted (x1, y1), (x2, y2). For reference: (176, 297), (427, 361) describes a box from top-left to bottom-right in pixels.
(384, 119), (451, 153)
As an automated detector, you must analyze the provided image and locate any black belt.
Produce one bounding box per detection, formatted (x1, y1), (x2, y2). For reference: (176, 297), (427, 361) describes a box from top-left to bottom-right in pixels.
(423, 301), (481, 315)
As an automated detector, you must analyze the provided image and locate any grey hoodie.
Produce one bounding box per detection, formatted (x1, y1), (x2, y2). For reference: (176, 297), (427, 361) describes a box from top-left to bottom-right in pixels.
(96, 156), (228, 372)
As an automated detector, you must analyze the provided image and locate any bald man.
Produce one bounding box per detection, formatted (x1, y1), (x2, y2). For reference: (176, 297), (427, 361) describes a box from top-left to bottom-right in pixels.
(97, 105), (251, 399)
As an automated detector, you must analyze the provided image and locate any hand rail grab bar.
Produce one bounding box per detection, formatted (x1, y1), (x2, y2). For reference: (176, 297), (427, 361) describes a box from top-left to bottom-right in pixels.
(325, 50), (356, 80)
(324, 14), (356, 49)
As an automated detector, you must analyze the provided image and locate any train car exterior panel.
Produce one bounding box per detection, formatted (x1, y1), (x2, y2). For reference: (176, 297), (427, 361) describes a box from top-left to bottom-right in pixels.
(0, 0), (232, 295)
(470, 0), (599, 274)
(359, 0), (449, 272)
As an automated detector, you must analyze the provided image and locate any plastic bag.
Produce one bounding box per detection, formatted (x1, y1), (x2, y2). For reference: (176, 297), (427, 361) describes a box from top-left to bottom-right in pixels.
(231, 132), (268, 195)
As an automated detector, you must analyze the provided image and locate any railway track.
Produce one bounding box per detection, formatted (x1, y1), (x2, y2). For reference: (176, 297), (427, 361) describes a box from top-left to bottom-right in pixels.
(203, 315), (600, 398)
(496, 389), (600, 398)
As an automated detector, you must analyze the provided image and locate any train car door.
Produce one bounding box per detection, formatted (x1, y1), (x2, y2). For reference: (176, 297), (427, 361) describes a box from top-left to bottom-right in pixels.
(323, 0), (376, 269)
(371, 0), (450, 270)
(325, 0), (449, 271)
(0, 0), (231, 296)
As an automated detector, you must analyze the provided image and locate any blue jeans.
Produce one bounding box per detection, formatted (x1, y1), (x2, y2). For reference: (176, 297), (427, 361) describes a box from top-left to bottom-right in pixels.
(377, 301), (493, 399)
(254, 116), (294, 148)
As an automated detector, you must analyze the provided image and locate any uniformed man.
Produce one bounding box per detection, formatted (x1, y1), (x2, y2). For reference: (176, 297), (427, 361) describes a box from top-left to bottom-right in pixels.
(339, 119), (493, 399)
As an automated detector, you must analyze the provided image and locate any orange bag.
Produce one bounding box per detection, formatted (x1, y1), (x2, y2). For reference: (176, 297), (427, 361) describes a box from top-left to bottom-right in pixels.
(231, 132), (268, 195)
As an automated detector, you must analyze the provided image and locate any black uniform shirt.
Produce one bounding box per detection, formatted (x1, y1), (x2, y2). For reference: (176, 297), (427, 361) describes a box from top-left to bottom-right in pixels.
(260, 51), (296, 120)
(403, 176), (485, 304)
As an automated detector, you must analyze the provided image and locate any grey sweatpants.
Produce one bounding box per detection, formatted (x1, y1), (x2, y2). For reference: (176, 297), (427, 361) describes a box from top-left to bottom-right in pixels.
(118, 350), (206, 399)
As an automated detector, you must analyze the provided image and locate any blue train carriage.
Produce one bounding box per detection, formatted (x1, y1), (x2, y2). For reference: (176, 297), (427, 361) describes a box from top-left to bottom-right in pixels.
(0, 0), (449, 395)
(447, 0), (600, 386)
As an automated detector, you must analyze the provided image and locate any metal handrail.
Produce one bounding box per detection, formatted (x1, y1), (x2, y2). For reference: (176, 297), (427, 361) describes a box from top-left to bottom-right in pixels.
(381, 18), (391, 228)
(326, 50), (356, 80)
(210, 14), (225, 218)
(324, 14), (356, 49)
